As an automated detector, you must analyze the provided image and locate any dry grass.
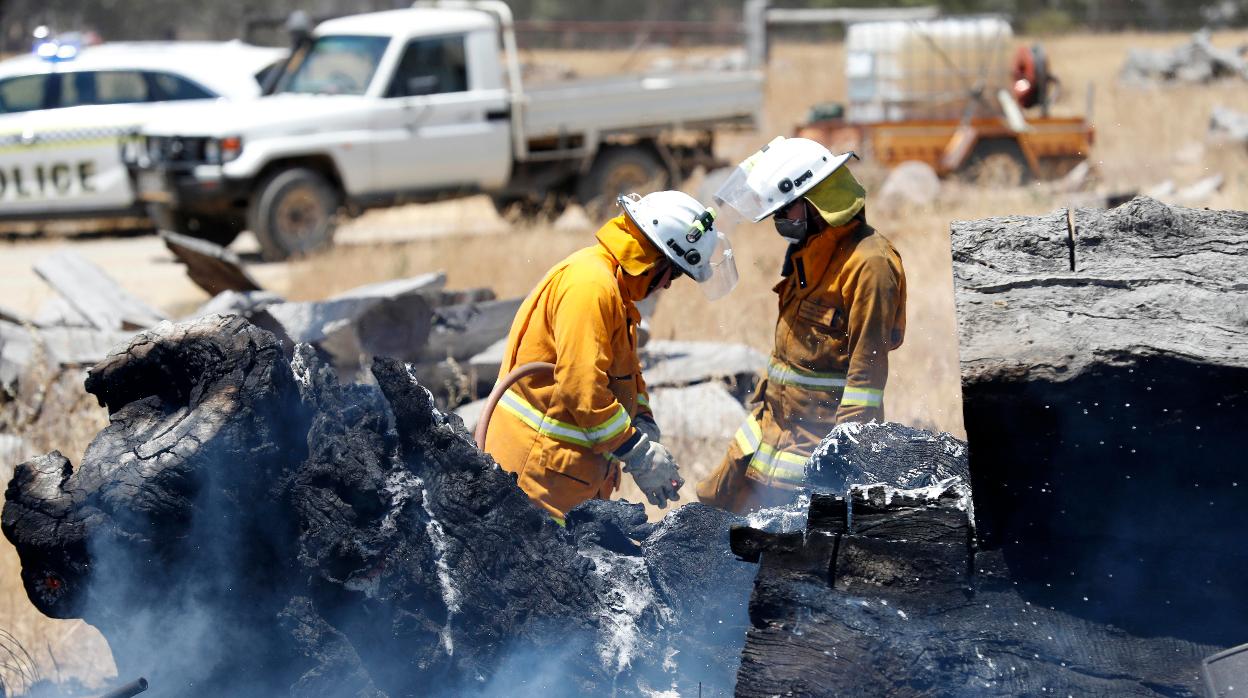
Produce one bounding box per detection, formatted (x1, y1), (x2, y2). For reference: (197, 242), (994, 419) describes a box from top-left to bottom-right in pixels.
(291, 31), (1248, 441)
(5, 29), (1248, 691)
(285, 29), (1248, 518)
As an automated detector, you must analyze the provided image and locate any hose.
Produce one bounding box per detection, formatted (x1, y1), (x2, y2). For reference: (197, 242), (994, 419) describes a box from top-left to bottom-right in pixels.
(98, 677), (148, 698)
(474, 362), (555, 449)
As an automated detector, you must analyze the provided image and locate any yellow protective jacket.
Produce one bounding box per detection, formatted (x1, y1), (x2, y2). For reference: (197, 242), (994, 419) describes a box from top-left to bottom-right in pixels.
(697, 218), (906, 513)
(485, 215), (661, 523)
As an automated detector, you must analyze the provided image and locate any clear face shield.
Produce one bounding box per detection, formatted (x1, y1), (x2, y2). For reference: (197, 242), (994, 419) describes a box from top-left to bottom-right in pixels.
(699, 206), (741, 301)
(712, 136), (790, 223)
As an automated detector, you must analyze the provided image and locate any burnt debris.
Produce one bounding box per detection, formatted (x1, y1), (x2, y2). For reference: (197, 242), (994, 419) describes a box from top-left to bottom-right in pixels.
(3, 315), (760, 697)
(731, 424), (1219, 696)
(953, 197), (1248, 646)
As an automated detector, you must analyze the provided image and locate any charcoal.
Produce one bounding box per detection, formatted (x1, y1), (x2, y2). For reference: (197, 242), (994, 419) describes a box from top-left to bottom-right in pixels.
(3, 316), (756, 697)
(733, 465), (1217, 697)
(807, 421), (969, 493)
(953, 196), (1248, 646)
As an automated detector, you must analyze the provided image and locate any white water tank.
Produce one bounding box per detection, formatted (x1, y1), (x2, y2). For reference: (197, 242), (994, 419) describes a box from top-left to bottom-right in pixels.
(845, 16), (1013, 123)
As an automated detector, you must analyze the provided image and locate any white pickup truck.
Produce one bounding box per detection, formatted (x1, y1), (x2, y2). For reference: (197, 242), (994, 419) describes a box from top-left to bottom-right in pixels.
(0, 39), (283, 230)
(131, 1), (763, 260)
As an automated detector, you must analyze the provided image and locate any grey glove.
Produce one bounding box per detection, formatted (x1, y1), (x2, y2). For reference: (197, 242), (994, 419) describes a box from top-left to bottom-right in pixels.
(616, 432), (683, 508)
(634, 412), (661, 443)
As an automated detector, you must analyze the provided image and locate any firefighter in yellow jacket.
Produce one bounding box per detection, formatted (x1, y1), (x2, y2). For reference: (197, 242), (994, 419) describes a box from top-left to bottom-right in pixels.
(486, 191), (740, 524)
(697, 137), (907, 514)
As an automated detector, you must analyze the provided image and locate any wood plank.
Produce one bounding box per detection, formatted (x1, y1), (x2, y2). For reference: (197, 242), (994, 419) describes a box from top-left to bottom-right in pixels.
(161, 231), (263, 296)
(33, 251), (167, 331)
(0, 303), (27, 326)
(0, 320), (35, 392)
(34, 297), (93, 328)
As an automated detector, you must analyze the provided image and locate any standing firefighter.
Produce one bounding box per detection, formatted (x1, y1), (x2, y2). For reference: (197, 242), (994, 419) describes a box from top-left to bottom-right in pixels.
(697, 137), (907, 513)
(486, 191), (739, 525)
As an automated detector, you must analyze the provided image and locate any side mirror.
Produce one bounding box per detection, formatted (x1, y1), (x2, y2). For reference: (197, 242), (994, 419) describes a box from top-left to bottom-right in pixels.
(285, 10), (312, 49)
(405, 75), (439, 97)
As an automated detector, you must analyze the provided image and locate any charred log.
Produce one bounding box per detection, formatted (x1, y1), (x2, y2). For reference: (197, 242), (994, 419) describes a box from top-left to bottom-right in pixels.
(732, 424), (1217, 697)
(3, 316), (760, 697)
(953, 196), (1248, 646)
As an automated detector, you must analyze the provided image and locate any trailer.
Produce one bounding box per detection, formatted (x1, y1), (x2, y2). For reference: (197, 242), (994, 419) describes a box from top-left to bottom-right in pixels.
(793, 16), (1093, 186)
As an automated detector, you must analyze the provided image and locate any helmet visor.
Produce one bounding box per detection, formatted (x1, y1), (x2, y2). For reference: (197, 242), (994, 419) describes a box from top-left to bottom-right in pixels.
(700, 229), (739, 301)
(712, 136), (790, 222)
(713, 158), (780, 223)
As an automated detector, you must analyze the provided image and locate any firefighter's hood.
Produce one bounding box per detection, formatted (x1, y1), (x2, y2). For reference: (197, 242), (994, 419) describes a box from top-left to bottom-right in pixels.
(595, 215), (668, 302)
(805, 166), (866, 228)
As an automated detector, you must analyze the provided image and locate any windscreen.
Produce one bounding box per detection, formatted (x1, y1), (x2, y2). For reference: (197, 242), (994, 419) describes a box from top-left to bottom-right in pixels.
(278, 35), (390, 96)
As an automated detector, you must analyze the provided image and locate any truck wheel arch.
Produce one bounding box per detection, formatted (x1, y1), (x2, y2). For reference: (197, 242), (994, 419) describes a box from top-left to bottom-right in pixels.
(247, 165), (342, 261)
(576, 144), (671, 220)
(253, 155), (346, 199)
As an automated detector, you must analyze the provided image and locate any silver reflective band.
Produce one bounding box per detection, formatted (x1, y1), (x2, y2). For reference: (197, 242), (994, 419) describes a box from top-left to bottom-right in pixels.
(747, 442), (808, 484)
(841, 386), (884, 407)
(737, 414), (808, 485)
(734, 415), (763, 456)
(766, 360), (847, 391)
(498, 390), (631, 448)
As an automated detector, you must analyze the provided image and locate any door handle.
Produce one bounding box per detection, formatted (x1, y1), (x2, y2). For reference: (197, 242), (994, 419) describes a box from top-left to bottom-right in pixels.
(402, 100), (432, 131)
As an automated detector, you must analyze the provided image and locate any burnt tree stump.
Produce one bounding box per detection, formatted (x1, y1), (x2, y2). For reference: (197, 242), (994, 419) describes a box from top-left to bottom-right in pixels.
(3, 316), (759, 697)
(732, 424), (1217, 696)
(952, 196), (1248, 645)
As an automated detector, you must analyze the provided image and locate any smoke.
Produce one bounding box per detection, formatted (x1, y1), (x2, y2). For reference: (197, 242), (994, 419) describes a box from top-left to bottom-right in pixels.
(3, 317), (765, 696)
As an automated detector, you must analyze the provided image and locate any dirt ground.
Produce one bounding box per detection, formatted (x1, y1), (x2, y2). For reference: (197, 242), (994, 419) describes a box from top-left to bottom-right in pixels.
(2, 30), (1248, 693)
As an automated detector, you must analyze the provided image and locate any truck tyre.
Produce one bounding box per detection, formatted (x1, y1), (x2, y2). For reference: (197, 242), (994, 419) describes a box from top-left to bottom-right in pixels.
(491, 195), (568, 226)
(248, 167), (340, 261)
(962, 141), (1030, 188)
(577, 146), (669, 221)
(147, 204), (242, 248)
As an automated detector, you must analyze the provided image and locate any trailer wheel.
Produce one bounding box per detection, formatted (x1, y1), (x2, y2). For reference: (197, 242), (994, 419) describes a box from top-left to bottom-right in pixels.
(577, 146), (669, 220)
(147, 204), (242, 247)
(962, 141), (1030, 188)
(248, 167), (340, 261)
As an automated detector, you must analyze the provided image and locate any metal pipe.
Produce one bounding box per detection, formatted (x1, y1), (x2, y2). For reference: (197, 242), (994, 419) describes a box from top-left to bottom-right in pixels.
(474, 361), (555, 449)
(98, 677), (148, 698)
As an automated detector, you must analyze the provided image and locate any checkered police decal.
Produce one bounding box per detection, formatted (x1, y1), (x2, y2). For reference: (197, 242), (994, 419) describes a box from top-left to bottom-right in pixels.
(0, 125), (138, 152)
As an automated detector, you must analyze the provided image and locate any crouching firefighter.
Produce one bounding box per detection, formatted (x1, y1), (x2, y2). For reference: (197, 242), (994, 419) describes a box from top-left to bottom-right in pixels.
(485, 191), (740, 525)
(697, 137), (907, 514)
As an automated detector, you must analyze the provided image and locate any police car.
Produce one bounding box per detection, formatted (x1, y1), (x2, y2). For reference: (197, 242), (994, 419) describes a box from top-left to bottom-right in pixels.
(0, 34), (284, 230)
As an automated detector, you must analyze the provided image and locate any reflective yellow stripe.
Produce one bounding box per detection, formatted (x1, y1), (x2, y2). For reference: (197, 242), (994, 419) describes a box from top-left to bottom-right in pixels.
(551, 514), (566, 527)
(746, 441), (809, 484)
(841, 386), (884, 407)
(637, 393), (650, 409)
(585, 404), (631, 443)
(498, 390), (631, 449)
(498, 391), (593, 447)
(737, 413), (806, 485)
(733, 414), (762, 456)
(767, 359), (847, 392)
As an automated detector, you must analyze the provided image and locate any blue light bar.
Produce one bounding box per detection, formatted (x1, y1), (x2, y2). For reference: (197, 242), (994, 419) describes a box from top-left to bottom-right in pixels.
(34, 38), (80, 63)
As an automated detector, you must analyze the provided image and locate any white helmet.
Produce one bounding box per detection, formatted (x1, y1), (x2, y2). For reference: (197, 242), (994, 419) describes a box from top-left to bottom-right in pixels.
(714, 136), (856, 222)
(618, 190), (739, 300)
